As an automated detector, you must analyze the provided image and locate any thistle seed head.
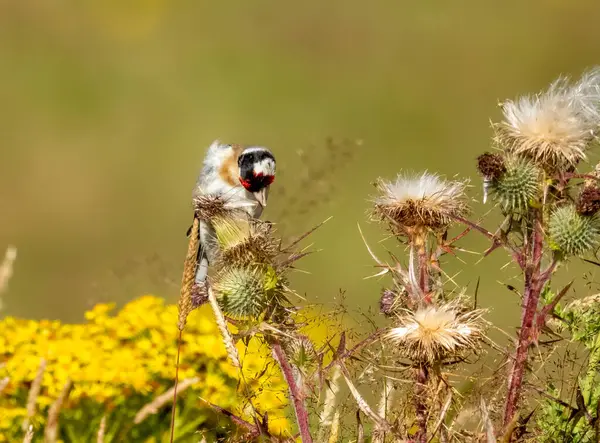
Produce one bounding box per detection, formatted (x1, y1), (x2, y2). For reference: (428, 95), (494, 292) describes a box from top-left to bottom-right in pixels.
(549, 204), (600, 256)
(577, 186), (600, 216)
(494, 67), (600, 170)
(193, 193), (247, 221)
(385, 301), (485, 363)
(372, 172), (469, 230)
(489, 156), (540, 213)
(477, 152), (506, 180)
(380, 288), (399, 317)
(212, 217), (279, 267)
(212, 265), (286, 319)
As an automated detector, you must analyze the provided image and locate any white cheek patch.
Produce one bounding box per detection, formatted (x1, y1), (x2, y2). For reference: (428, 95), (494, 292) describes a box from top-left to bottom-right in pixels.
(253, 159), (276, 176)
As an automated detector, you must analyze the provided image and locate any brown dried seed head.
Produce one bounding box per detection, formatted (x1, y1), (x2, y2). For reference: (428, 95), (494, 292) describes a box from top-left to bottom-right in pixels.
(577, 186), (600, 216)
(477, 152), (506, 179)
(379, 289), (398, 317)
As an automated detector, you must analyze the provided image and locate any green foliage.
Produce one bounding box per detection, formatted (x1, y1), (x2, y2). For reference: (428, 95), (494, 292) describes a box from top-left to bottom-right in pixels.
(537, 294), (600, 442)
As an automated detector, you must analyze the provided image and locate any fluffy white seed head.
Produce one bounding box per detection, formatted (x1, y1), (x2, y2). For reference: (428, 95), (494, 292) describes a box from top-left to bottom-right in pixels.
(385, 301), (485, 362)
(496, 67), (600, 169)
(373, 172), (469, 230)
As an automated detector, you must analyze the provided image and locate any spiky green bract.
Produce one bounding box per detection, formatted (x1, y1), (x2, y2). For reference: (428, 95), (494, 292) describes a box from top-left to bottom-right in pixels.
(212, 216), (279, 267)
(549, 205), (600, 257)
(212, 265), (286, 319)
(489, 156), (540, 213)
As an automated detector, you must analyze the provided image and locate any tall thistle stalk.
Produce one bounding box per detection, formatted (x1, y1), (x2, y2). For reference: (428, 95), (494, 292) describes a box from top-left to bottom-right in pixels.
(370, 172), (486, 442)
(470, 67), (600, 431)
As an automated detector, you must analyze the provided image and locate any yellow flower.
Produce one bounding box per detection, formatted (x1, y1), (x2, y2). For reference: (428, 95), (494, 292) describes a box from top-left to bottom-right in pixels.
(0, 295), (294, 439)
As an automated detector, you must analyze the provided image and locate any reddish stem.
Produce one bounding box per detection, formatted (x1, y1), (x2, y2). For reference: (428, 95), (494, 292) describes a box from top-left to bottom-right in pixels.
(271, 341), (313, 443)
(418, 245), (430, 303)
(503, 215), (554, 429)
(414, 364), (429, 443)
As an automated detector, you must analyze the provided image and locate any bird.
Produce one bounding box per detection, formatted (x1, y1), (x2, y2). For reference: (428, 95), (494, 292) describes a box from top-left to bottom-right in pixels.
(189, 140), (276, 303)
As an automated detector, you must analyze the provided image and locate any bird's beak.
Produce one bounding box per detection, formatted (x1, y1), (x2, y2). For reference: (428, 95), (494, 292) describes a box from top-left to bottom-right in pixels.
(253, 187), (269, 207)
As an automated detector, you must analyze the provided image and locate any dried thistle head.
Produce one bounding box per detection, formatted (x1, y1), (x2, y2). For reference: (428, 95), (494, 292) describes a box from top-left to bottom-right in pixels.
(212, 265), (287, 319)
(372, 172), (469, 231)
(494, 68), (600, 170)
(577, 186), (600, 216)
(192, 192), (251, 221)
(380, 287), (410, 317)
(549, 204), (600, 257)
(385, 301), (486, 363)
(212, 217), (279, 267)
(380, 288), (399, 317)
(477, 152), (506, 180)
(488, 156), (540, 213)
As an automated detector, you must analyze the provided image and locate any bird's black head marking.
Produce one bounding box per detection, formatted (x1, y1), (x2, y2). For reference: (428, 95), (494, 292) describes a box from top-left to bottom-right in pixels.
(238, 148), (276, 192)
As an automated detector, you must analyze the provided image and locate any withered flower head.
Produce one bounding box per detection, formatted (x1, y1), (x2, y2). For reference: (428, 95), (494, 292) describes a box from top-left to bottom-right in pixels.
(385, 301), (486, 362)
(380, 288), (399, 317)
(477, 152), (506, 180)
(192, 193), (248, 221)
(372, 172), (469, 230)
(495, 67), (600, 170)
(577, 186), (600, 216)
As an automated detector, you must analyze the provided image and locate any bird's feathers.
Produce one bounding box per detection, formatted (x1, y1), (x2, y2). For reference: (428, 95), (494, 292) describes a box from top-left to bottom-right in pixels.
(191, 140), (275, 285)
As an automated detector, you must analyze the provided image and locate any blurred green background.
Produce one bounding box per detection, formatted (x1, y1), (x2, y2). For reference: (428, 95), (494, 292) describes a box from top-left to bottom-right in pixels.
(2, 1), (600, 329)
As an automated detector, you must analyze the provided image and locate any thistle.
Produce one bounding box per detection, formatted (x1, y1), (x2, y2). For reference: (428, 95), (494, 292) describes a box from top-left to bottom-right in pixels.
(385, 301), (485, 363)
(372, 172), (469, 231)
(192, 191), (258, 223)
(488, 156), (540, 213)
(477, 152), (506, 204)
(212, 217), (279, 267)
(379, 288), (399, 317)
(285, 334), (318, 373)
(211, 265), (286, 319)
(576, 186), (600, 216)
(494, 67), (600, 170)
(548, 204), (600, 257)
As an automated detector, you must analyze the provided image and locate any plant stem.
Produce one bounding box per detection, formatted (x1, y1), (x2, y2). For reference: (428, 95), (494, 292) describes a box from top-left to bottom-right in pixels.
(503, 214), (552, 429)
(415, 364), (429, 443)
(271, 340), (313, 443)
(581, 334), (600, 406)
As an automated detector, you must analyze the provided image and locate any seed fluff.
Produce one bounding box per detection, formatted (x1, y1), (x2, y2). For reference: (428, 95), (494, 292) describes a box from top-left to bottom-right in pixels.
(372, 172), (469, 230)
(495, 67), (600, 169)
(385, 301), (486, 362)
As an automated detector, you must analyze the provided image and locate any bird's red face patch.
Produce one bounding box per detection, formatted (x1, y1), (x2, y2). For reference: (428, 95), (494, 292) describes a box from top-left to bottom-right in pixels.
(239, 173), (274, 191)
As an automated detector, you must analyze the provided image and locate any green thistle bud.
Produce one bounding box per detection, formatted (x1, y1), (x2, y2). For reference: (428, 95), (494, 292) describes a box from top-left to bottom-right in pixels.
(489, 156), (540, 212)
(212, 265), (285, 319)
(549, 205), (600, 256)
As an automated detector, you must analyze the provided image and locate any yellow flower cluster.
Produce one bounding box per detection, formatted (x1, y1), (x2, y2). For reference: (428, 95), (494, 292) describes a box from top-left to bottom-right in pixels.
(0, 295), (291, 439)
